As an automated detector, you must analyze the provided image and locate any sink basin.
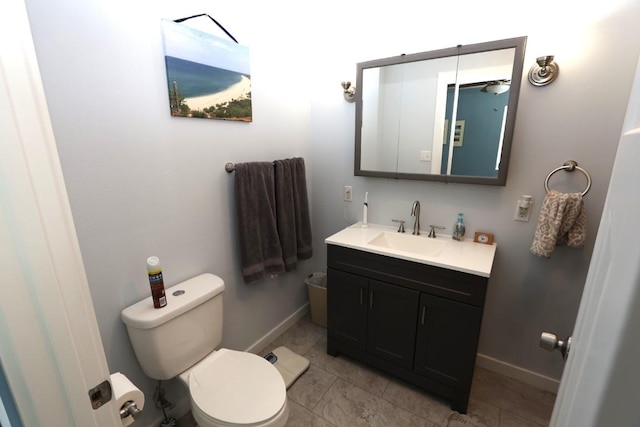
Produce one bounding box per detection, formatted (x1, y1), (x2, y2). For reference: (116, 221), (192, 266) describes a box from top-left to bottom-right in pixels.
(368, 232), (447, 258)
(325, 223), (497, 277)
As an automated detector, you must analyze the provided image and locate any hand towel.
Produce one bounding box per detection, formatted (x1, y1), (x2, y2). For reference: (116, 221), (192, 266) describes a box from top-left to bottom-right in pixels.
(235, 162), (285, 283)
(530, 190), (587, 258)
(274, 158), (313, 271)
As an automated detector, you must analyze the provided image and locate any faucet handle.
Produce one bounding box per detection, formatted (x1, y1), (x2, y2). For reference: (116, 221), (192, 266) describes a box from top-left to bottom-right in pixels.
(392, 219), (406, 233)
(428, 225), (445, 238)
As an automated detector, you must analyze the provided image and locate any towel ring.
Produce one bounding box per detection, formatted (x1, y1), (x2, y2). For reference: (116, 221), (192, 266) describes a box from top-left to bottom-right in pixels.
(544, 160), (592, 196)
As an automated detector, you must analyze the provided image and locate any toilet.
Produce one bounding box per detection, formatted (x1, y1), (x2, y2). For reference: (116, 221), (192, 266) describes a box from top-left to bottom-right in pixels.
(121, 273), (289, 427)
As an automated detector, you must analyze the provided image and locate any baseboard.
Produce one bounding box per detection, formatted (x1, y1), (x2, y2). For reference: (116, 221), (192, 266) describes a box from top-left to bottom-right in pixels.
(245, 303), (310, 354)
(476, 353), (560, 394)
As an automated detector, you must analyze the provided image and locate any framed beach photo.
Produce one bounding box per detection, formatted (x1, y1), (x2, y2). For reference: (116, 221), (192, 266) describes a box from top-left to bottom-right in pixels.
(161, 19), (252, 122)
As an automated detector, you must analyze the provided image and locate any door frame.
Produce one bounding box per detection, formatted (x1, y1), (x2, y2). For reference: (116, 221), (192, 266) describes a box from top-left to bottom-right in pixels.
(0, 0), (119, 425)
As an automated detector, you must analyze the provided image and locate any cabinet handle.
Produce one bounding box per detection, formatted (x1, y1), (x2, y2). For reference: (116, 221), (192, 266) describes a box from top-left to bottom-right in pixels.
(421, 306), (427, 325)
(359, 288), (364, 305)
(370, 291), (374, 309)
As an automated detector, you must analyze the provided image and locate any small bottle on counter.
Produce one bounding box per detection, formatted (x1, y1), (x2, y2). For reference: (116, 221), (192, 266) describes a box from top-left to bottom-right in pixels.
(452, 213), (466, 241)
(147, 256), (167, 308)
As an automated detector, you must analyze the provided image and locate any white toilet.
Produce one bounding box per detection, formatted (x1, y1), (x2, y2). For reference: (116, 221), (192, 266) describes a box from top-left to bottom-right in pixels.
(121, 273), (289, 427)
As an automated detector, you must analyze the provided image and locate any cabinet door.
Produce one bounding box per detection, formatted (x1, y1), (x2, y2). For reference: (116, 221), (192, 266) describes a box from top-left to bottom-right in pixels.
(367, 280), (420, 369)
(327, 268), (368, 350)
(414, 293), (482, 390)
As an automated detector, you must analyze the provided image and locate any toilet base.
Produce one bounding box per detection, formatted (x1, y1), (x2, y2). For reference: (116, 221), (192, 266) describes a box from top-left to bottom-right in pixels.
(191, 397), (289, 427)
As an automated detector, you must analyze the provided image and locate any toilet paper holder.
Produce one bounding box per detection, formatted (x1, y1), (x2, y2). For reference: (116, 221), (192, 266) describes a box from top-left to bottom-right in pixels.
(120, 400), (143, 421)
(109, 372), (145, 426)
(89, 379), (143, 421)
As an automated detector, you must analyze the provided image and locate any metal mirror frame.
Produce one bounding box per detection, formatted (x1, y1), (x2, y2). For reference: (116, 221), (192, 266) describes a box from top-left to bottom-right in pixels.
(354, 36), (527, 186)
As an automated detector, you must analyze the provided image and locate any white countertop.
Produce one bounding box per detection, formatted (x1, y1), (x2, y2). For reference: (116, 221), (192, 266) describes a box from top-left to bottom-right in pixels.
(325, 223), (497, 277)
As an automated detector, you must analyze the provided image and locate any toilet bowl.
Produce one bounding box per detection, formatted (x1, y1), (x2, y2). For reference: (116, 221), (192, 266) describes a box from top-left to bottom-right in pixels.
(121, 273), (289, 427)
(178, 349), (289, 427)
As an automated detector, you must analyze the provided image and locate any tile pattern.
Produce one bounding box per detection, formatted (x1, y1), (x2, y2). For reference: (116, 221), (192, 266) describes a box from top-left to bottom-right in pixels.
(179, 315), (556, 427)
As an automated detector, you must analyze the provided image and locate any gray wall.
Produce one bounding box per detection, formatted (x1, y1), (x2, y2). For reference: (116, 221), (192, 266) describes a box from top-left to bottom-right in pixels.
(23, 0), (640, 425)
(308, 1), (640, 381)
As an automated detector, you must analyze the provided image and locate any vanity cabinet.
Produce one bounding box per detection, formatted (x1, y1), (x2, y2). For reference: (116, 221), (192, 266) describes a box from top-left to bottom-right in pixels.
(327, 244), (488, 413)
(329, 269), (419, 369)
(413, 293), (482, 392)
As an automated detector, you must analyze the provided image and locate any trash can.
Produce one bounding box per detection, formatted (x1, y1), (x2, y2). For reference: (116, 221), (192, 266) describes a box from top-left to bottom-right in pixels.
(305, 272), (327, 328)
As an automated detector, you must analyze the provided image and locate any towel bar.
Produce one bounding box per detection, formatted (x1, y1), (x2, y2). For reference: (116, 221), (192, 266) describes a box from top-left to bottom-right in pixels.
(225, 161), (277, 173)
(544, 160), (592, 196)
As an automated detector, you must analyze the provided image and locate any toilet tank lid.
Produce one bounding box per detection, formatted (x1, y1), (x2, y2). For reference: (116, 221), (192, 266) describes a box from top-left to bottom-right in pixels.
(121, 273), (224, 330)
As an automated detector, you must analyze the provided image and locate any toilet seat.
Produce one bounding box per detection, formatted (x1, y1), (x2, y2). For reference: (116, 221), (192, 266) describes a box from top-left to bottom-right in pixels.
(188, 349), (287, 426)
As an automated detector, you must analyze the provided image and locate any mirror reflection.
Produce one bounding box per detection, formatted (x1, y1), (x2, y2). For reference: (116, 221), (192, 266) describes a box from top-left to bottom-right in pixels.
(440, 81), (510, 177)
(355, 37), (527, 185)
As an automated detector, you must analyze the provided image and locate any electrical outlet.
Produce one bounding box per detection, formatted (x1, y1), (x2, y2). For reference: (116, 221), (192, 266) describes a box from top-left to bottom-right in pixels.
(420, 150), (432, 162)
(514, 196), (533, 222)
(343, 185), (353, 202)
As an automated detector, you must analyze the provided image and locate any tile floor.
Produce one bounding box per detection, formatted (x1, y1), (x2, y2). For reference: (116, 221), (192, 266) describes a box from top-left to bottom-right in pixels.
(179, 314), (556, 427)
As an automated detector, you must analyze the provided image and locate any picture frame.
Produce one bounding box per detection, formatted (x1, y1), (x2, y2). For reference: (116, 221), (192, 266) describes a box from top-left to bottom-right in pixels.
(161, 19), (252, 122)
(443, 119), (465, 147)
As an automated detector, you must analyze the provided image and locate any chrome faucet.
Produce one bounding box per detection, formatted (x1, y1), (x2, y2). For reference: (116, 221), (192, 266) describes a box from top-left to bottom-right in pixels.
(392, 219), (406, 233)
(428, 225), (445, 238)
(411, 201), (421, 235)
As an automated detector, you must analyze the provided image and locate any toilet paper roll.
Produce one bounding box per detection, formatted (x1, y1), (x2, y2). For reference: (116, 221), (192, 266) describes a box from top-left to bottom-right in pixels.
(110, 372), (145, 426)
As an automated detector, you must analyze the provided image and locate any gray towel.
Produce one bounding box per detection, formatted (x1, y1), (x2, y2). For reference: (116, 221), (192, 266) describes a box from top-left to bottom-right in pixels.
(274, 158), (313, 271)
(530, 190), (587, 258)
(235, 162), (285, 283)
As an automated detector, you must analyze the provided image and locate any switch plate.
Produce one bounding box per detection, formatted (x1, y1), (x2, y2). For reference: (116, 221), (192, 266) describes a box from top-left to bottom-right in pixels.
(344, 185), (353, 202)
(420, 150), (432, 162)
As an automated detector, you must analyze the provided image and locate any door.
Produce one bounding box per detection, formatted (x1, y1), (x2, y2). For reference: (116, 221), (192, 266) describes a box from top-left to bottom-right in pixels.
(327, 268), (368, 350)
(414, 293), (482, 390)
(0, 0), (120, 425)
(366, 280), (419, 369)
(550, 55), (640, 426)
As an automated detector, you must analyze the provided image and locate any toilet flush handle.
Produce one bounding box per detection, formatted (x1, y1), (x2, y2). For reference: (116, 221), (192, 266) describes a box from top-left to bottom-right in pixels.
(540, 332), (572, 361)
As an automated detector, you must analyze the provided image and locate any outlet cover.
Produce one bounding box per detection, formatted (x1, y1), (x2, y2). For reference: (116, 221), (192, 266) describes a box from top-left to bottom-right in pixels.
(344, 185), (353, 202)
(420, 150), (432, 162)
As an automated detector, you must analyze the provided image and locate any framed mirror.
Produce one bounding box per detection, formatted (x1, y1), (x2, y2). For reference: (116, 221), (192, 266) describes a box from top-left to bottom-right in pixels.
(355, 36), (527, 185)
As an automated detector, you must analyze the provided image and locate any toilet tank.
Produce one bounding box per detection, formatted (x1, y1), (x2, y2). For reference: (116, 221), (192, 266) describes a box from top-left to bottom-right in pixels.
(121, 273), (225, 380)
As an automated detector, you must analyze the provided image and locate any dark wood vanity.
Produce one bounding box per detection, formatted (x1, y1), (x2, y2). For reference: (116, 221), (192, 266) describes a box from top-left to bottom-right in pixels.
(326, 244), (489, 413)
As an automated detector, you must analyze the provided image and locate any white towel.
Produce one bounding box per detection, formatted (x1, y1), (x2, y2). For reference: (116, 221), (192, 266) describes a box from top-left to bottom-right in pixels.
(530, 190), (587, 258)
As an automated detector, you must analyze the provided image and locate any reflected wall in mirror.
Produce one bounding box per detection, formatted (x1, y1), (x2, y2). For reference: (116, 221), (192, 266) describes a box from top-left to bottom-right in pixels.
(355, 37), (527, 185)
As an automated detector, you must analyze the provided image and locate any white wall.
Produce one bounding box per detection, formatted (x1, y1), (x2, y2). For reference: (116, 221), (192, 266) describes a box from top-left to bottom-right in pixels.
(21, 0), (640, 424)
(24, 1), (318, 425)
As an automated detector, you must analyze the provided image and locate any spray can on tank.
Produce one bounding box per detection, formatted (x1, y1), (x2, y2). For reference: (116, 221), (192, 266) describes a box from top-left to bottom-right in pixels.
(147, 256), (167, 308)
